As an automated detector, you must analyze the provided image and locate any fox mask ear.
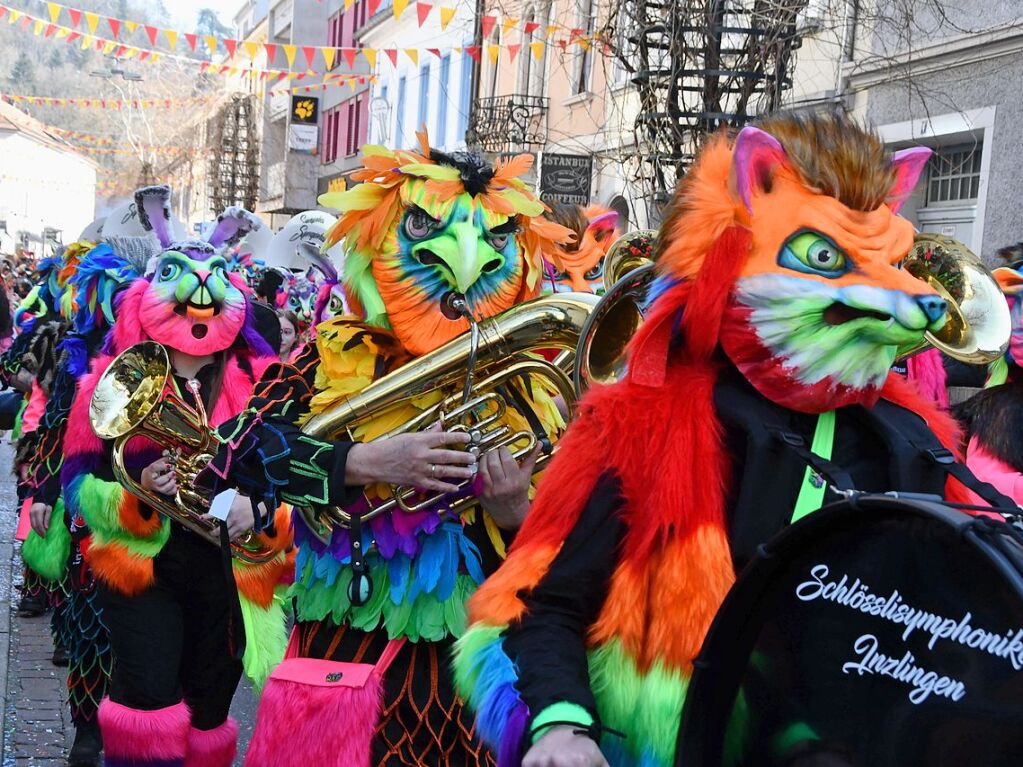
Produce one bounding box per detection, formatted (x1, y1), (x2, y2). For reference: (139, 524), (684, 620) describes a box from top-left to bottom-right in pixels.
(586, 211), (619, 243)
(887, 147), (932, 213)
(994, 267), (1023, 296)
(731, 126), (788, 213)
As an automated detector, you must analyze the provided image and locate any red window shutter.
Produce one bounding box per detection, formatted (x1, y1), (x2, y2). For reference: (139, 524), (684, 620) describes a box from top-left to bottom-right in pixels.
(339, 102), (350, 160)
(356, 96), (368, 148)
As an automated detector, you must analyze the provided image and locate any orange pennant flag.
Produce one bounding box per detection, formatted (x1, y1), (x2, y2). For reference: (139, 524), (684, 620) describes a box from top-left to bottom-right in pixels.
(439, 6), (455, 30)
(46, 2), (60, 24)
(84, 11), (99, 34)
(393, 0), (410, 21)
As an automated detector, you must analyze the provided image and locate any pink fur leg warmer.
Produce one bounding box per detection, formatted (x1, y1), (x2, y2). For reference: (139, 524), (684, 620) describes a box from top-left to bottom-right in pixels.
(184, 718), (239, 767)
(98, 698), (189, 766)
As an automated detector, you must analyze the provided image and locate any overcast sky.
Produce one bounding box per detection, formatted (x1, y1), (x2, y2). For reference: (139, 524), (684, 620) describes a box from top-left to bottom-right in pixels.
(167, 0), (239, 31)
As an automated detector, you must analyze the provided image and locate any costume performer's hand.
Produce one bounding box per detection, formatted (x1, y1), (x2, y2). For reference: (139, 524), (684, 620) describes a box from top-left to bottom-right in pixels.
(345, 427), (476, 495)
(480, 443), (541, 530)
(224, 494), (256, 541)
(141, 457), (178, 496)
(523, 726), (610, 767)
(29, 502), (51, 537)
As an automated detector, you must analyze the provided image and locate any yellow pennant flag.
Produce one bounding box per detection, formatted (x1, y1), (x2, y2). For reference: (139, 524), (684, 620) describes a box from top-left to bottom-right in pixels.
(344, 0), (355, 9)
(33, 19), (45, 35)
(46, 2), (60, 24)
(529, 40), (544, 60)
(81, 34), (92, 50)
(150, 53), (162, 64)
(204, 35), (217, 54)
(486, 43), (499, 65)
(123, 47), (138, 58)
(393, 0), (410, 21)
(348, 78), (356, 91)
(545, 25), (557, 38)
(322, 46), (336, 70)
(283, 44), (297, 68)
(102, 40), (116, 54)
(362, 47), (377, 68)
(404, 48), (419, 65)
(125, 20), (138, 33)
(578, 38), (591, 51)
(165, 29), (178, 49)
(8, 10), (22, 24)
(243, 40), (260, 61)
(55, 27), (69, 39)
(501, 17), (517, 37)
(439, 6), (456, 30)
(84, 11), (99, 34)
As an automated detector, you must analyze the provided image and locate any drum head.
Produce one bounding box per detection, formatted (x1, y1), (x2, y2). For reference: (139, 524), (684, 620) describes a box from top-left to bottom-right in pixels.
(677, 496), (1023, 767)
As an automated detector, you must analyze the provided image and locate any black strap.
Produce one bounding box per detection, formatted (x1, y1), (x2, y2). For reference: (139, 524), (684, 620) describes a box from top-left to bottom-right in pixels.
(218, 522), (247, 661)
(499, 380), (553, 454)
(347, 511), (373, 607)
(766, 427), (855, 493)
(916, 445), (1020, 511)
(527, 719), (626, 744)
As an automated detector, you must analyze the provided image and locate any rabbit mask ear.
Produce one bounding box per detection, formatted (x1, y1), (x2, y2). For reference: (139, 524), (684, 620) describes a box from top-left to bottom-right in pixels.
(134, 185), (174, 248)
(887, 147), (933, 213)
(208, 206), (263, 249)
(299, 240), (338, 282)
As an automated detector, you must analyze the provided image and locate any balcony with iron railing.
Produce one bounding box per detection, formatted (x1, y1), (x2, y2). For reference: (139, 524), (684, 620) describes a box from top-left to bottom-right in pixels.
(467, 94), (549, 154)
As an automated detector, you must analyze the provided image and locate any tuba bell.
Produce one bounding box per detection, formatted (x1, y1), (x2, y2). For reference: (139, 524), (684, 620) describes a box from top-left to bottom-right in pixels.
(898, 233), (1010, 363)
(88, 341), (276, 564)
(296, 292), (599, 542)
(574, 230), (657, 394)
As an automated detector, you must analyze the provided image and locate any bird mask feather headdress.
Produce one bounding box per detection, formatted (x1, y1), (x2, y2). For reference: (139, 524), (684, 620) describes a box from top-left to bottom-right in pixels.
(319, 131), (573, 356)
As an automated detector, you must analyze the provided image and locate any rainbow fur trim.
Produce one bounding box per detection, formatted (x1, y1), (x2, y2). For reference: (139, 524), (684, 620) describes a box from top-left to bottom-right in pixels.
(20, 499), (70, 582)
(184, 718), (238, 767)
(98, 698), (190, 767)
(239, 590), (288, 692)
(291, 519), (481, 642)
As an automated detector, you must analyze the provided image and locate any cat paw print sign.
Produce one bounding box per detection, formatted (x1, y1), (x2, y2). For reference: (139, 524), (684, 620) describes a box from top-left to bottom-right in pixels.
(289, 95), (320, 154)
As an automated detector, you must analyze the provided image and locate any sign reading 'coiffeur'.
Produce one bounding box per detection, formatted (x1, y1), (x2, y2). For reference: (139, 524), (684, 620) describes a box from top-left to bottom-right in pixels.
(540, 153), (593, 205)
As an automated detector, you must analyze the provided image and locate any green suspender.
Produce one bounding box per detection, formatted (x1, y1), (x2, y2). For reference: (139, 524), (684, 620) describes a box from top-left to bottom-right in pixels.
(790, 410), (836, 523)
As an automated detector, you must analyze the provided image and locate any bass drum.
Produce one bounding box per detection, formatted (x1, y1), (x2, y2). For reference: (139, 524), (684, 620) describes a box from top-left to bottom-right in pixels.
(676, 495), (1023, 767)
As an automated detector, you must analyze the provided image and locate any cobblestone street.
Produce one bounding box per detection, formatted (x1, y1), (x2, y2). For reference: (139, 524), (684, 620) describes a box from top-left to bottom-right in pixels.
(0, 439), (258, 766)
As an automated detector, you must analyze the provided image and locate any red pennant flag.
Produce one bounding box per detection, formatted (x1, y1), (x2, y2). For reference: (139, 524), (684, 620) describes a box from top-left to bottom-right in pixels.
(259, 71), (268, 81)
(368, 0), (382, 16)
(144, 25), (157, 46)
(224, 38), (237, 58)
(295, 72), (307, 81)
(416, 2), (431, 26)
(219, 64), (230, 74)
(507, 43), (520, 61)
(385, 48), (398, 66)
(108, 18), (120, 38)
(524, 21), (539, 34)
(185, 33), (197, 51)
(20, 15), (31, 30)
(570, 27), (583, 37)
(427, 47), (441, 58)
(465, 45), (481, 62)
(138, 50), (150, 61)
(199, 61), (211, 72)
(68, 9), (81, 26)
(264, 42), (277, 62)
(164, 100), (171, 108)
(114, 45), (126, 56)
(0, 8), (6, 21)
(94, 38), (104, 51)
(44, 24), (56, 38)
(66, 31), (79, 43)
(100, 100), (107, 108)
(481, 15), (496, 39)
(342, 47), (357, 68)
(132, 100), (139, 108)
(557, 39), (567, 51)
(302, 46), (316, 68)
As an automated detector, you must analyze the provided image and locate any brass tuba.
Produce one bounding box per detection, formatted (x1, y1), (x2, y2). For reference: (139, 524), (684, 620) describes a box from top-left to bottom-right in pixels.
(574, 229), (657, 393)
(88, 341), (276, 564)
(296, 292), (599, 541)
(898, 233), (1010, 363)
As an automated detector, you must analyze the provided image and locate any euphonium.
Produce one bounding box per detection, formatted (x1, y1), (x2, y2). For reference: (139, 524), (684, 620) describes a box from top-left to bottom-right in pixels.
(88, 341), (276, 564)
(574, 229), (657, 393)
(296, 292), (599, 541)
(898, 233), (1010, 363)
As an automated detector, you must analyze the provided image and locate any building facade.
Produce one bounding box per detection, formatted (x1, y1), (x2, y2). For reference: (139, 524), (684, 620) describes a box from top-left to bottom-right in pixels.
(0, 100), (96, 257)
(786, 0), (1023, 262)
